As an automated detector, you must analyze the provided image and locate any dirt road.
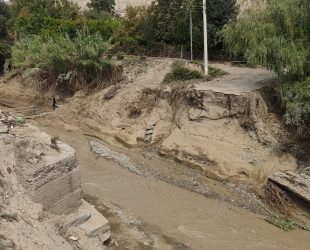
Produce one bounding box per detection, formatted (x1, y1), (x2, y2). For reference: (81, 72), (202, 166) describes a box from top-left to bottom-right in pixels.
(35, 124), (310, 250)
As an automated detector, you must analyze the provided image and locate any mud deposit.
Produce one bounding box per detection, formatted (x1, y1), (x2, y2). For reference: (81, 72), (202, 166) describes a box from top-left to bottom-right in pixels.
(34, 125), (310, 250)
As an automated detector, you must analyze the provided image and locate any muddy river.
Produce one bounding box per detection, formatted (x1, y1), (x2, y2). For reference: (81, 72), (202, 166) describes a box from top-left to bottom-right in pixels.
(33, 124), (310, 250)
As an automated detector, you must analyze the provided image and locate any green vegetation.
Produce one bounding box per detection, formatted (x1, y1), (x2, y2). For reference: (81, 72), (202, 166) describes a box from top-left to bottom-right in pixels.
(115, 0), (238, 58)
(208, 66), (229, 78)
(0, 241), (5, 250)
(163, 61), (204, 83)
(10, 30), (118, 90)
(0, 214), (18, 222)
(87, 0), (115, 14)
(221, 0), (310, 137)
(164, 61), (228, 83)
(0, 2), (11, 75)
(265, 216), (310, 232)
(0, 178), (4, 188)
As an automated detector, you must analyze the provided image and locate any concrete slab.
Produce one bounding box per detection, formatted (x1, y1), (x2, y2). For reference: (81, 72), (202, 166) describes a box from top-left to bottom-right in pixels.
(78, 200), (111, 242)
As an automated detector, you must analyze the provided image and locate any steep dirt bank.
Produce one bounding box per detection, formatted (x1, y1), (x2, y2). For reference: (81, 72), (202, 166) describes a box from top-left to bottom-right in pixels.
(0, 59), (300, 185)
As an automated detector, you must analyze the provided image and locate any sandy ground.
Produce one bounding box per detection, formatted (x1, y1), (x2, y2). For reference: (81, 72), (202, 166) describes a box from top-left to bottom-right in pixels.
(1, 58), (310, 249)
(34, 124), (310, 250)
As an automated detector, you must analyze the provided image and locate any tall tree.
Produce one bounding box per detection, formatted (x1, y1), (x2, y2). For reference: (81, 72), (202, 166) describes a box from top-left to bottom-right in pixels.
(0, 2), (11, 75)
(87, 0), (115, 14)
(221, 0), (310, 135)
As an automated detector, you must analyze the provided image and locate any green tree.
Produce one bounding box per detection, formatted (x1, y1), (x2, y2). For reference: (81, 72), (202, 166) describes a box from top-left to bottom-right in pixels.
(11, 0), (80, 20)
(0, 2), (11, 39)
(221, 0), (310, 136)
(122, 0), (238, 56)
(0, 2), (11, 75)
(87, 0), (115, 14)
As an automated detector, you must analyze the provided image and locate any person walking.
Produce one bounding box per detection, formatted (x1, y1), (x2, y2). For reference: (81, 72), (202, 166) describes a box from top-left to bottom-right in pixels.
(52, 96), (58, 110)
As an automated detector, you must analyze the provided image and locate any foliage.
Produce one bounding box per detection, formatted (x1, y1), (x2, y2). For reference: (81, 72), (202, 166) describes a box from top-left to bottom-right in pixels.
(0, 3), (11, 75)
(83, 9), (113, 20)
(163, 61), (204, 83)
(10, 0), (80, 20)
(221, 0), (309, 79)
(87, 0), (115, 14)
(116, 0), (238, 57)
(116, 51), (124, 60)
(221, 0), (310, 133)
(280, 78), (310, 136)
(208, 66), (229, 78)
(265, 216), (310, 232)
(10, 30), (119, 90)
(0, 40), (11, 75)
(0, 2), (11, 40)
(0, 214), (18, 222)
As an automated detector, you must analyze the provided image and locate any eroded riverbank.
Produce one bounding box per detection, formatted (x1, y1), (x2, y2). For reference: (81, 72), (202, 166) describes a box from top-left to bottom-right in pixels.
(32, 123), (310, 250)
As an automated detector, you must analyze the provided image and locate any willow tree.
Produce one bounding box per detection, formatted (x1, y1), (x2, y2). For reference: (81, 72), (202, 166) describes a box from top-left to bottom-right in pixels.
(221, 0), (310, 137)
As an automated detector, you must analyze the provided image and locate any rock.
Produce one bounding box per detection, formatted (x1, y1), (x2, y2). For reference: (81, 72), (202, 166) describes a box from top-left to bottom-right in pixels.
(144, 134), (152, 143)
(146, 130), (153, 135)
(0, 126), (8, 134)
(269, 171), (310, 204)
(69, 236), (79, 241)
(78, 200), (111, 243)
(147, 121), (157, 127)
(146, 125), (154, 130)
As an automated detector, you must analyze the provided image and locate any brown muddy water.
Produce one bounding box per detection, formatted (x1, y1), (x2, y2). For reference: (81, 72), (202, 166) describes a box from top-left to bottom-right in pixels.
(33, 124), (310, 250)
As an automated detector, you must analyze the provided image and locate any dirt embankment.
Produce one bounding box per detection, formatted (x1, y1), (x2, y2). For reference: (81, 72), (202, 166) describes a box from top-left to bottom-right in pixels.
(0, 58), (299, 185)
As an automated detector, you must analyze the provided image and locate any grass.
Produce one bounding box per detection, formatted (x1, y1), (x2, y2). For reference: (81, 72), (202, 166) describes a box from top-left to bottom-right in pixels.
(265, 216), (310, 232)
(9, 30), (120, 90)
(0, 241), (5, 250)
(163, 61), (204, 83)
(164, 61), (228, 83)
(0, 214), (18, 222)
(208, 66), (229, 78)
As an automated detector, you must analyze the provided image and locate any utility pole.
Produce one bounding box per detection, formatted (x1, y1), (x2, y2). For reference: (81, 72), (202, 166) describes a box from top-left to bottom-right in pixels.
(190, 12), (193, 61)
(203, 0), (208, 75)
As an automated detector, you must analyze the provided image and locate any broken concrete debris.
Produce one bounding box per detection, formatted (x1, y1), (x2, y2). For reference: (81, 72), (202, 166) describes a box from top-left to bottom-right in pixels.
(144, 120), (157, 143)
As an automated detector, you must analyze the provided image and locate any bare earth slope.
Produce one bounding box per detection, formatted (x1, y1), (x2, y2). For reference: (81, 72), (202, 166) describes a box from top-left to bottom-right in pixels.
(38, 58), (297, 184)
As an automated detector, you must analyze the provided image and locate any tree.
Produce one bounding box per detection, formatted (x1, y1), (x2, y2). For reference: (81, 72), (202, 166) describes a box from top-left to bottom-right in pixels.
(138, 0), (238, 55)
(221, 0), (310, 136)
(10, 0), (80, 20)
(87, 0), (115, 14)
(0, 2), (11, 39)
(0, 2), (11, 75)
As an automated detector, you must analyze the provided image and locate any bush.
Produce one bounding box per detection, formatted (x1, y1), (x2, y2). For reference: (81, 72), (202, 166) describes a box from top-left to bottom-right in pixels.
(116, 51), (124, 60)
(163, 61), (204, 83)
(10, 30), (120, 90)
(0, 40), (11, 75)
(280, 78), (310, 138)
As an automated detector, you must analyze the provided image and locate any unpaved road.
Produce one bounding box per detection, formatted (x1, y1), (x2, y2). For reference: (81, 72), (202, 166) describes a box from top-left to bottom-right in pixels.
(34, 124), (310, 250)
(197, 63), (276, 95)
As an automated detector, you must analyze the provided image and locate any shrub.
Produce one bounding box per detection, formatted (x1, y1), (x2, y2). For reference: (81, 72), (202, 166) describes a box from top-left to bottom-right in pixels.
(280, 78), (310, 138)
(0, 40), (11, 75)
(10, 30), (120, 90)
(116, 51), (124, 60)
(163, 61), (204, 83)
